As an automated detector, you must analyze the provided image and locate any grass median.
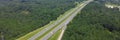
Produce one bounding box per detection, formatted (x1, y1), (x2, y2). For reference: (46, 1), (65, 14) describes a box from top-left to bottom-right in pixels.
(48, 29), (62, 40)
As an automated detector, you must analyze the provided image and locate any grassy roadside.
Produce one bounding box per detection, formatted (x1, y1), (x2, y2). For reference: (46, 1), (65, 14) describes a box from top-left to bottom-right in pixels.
(48, 29), (62, 40)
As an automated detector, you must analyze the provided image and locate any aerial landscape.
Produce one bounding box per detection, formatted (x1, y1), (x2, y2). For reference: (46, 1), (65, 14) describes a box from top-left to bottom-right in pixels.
(0, 0), (120, 40)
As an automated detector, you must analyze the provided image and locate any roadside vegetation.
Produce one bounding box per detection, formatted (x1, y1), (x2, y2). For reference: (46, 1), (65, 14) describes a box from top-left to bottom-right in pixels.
(0, 0), (85, 40)
(48, 29), (62, 40)
(62, 1), (120, 40)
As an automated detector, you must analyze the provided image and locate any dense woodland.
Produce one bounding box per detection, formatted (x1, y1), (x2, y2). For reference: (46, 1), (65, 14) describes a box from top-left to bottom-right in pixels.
(0, 0), (84, 40)
(62, 0), (120, 40)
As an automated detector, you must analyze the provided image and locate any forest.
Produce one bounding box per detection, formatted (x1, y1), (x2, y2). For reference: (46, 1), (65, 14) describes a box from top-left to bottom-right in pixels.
(0, 0), (84, 40)
(62, 0), (120, 40)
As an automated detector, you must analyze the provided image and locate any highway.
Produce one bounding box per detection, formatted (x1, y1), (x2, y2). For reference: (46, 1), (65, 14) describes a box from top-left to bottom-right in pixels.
(28, 0), (93, 40)
(28, 2), (77, 40)
(40, 0), (93, 40)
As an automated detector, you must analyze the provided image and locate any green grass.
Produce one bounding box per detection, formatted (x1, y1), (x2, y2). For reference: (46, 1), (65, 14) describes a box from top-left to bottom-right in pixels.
(48, 29), (62, 40)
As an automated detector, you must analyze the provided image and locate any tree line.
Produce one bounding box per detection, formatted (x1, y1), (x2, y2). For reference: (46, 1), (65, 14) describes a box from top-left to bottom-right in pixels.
(62, 0), (120, 40)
